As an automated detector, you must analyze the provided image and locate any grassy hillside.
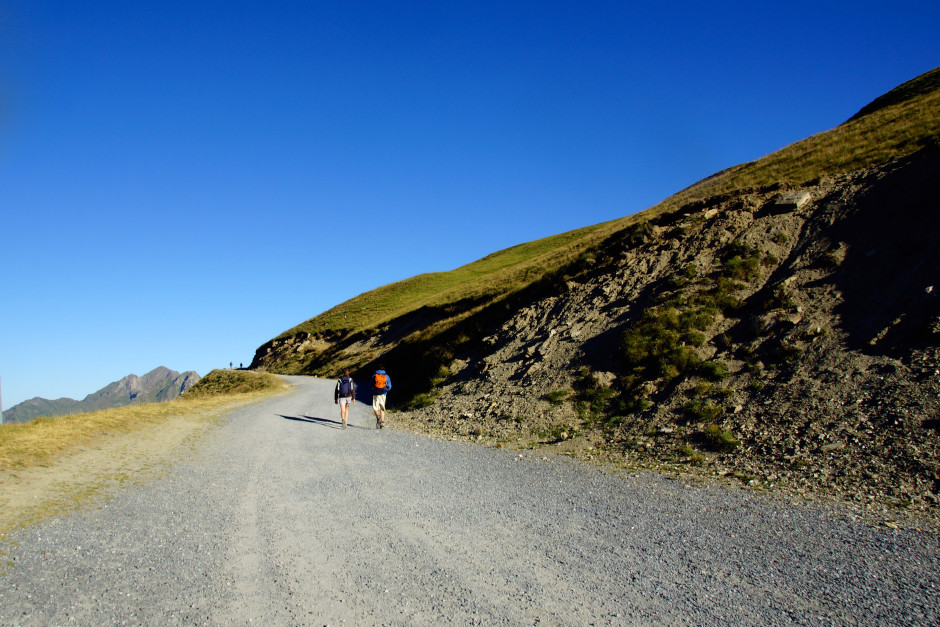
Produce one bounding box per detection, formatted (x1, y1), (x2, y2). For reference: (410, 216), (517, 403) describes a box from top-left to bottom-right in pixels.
(256, 66), (940, 379)
(276, 220), (631, 339)
(848, 66), (940, 122)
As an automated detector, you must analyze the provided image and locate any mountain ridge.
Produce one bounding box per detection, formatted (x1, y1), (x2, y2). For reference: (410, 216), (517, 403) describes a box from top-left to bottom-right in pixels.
(2, 367), (201, 424)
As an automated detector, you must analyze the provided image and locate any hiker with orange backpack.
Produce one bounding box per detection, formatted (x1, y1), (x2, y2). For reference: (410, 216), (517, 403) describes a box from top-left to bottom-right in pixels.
(371, 365), (391, 429)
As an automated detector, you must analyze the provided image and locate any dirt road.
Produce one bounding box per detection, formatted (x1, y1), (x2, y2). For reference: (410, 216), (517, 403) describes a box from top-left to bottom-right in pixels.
(1, 376), (937, 625)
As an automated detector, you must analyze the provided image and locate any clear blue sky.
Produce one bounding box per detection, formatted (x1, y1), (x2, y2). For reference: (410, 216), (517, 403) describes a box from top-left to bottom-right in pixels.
(2, 1), (938, 409)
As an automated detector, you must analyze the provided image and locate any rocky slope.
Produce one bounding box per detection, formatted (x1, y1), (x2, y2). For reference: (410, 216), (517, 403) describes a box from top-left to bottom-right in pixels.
(3, 367), (201, 424)
(393, 146), (940, 523)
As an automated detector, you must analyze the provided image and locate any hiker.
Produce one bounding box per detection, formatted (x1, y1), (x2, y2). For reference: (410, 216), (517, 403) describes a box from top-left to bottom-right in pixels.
(371, 365), (391, 429)
(334, 368), (356, 429)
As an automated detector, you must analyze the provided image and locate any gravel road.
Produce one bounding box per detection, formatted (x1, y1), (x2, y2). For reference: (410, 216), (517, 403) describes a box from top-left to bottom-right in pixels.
(1, 376), (938, 625)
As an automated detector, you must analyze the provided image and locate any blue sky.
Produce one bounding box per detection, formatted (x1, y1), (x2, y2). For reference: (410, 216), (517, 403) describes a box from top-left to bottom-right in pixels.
(2, 1), (938, 409)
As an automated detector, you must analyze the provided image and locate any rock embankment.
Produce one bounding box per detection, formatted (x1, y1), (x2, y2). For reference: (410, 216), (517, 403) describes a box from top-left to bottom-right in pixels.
(398, 148), (940, 527)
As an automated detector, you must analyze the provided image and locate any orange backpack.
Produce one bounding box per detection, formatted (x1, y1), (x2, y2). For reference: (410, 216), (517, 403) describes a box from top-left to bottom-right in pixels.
(374, 373), (387, 391)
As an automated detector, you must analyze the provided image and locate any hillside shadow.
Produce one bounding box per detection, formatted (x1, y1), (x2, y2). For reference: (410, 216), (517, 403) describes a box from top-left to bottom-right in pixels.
(278, 414), (348, 429)
(828, 145), (940, 352)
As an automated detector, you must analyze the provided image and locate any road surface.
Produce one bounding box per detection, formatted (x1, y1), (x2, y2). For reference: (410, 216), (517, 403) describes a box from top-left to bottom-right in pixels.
(1, 376), (937, 625)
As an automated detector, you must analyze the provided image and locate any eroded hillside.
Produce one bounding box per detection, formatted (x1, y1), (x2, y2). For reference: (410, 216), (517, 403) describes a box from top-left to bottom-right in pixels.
(396, 146), (940, 520)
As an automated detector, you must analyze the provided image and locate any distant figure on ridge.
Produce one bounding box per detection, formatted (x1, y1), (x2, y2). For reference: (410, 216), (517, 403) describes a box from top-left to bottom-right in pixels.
(334, 368), (356, 429)
(371, 365), (391, 429)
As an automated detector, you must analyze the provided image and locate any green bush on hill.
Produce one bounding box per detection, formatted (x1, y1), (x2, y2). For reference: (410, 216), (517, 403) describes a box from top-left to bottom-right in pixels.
(183, 370), (284, 397)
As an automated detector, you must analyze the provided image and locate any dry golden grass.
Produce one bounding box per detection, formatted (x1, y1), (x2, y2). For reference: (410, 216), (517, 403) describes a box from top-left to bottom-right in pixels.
(0, 380), (290, 542)
(661, 85), (940, 211)
(0, 381), (286, 472)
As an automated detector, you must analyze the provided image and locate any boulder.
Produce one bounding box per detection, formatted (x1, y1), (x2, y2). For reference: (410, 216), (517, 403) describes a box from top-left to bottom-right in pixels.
(771, 191), (812, 213)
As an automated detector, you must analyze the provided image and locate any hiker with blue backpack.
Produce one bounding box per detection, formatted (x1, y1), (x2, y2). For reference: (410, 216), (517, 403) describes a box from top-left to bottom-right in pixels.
(334, 368), (356, 429)
(371, 366), (391, 429)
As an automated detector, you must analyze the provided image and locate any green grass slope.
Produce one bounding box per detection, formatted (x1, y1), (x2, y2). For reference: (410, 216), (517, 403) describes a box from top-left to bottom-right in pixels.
(276, 220), (632, 340)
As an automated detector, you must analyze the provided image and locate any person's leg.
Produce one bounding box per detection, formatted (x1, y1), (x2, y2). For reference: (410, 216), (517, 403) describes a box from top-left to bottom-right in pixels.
(339, 398), (349, 428)
(377, 395), (386, 428)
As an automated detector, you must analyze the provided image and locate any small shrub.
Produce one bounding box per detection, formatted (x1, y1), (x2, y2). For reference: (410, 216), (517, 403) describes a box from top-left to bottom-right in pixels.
(540, 425), (578, 443)
(702, 424), (740, 452)
(678, 443), (706, 465)
(777, 342), (803, 362)
(690, 381), (712, 398)
(700, 360), (730, 381)
(722, 255), (760, 280)
(615, 397), (650, 414)
(679, 306), (719, 332)
(667, 275), (691, 290)
(771, 232), (788, 244)
(763, 288), (795, 311)
(406, 393), (436, 410)
(684, 330), (707, 347)
(682, 400), (722, 422)
(604, 415), (627, 430)
(707, 277), (745, 313)
(722, 240), (756, 258)
(575, 386), (617, 420)
(621, 307), (706, 383)
(720, 241), (763, 282)
(545, 390), (570, 406)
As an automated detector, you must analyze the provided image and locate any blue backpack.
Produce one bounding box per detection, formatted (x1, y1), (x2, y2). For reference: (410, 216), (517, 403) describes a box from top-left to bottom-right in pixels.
(339, 376), (353, 397)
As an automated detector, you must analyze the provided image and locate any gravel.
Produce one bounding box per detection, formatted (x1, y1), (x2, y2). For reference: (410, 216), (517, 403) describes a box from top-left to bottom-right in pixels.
(1, 376), (938, 625)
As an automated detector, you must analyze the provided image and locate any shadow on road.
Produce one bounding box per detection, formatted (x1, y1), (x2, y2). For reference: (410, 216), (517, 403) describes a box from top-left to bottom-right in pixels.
(278, 414), (353, 429)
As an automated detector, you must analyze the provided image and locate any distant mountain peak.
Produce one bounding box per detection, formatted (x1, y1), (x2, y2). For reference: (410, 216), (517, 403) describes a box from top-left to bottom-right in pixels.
(3, 367), (202, 424)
